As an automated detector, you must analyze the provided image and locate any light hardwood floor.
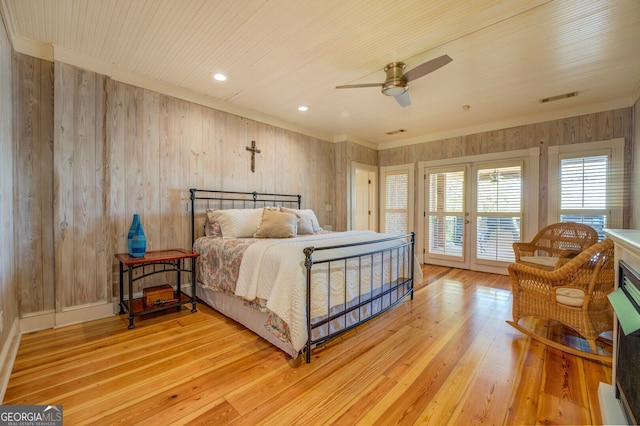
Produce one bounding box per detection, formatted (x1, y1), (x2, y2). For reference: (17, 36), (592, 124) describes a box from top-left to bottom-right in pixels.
(3, 265), (612, 425)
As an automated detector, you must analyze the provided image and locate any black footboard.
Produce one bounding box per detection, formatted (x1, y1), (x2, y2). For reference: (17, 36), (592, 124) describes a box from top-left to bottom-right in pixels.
(303, 233), (415, 363)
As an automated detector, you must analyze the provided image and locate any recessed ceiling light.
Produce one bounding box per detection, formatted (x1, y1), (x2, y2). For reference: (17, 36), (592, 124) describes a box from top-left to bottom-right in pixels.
(212, 73), (227, 81)
(298, 105), (309, 112)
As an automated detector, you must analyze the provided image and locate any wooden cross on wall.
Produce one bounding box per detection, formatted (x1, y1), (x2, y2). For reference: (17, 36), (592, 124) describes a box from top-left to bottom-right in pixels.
(245, 140), (261, 173)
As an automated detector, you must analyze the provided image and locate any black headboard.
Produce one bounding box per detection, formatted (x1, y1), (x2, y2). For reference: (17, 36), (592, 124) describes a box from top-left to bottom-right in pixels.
(189, 188), (302, 246)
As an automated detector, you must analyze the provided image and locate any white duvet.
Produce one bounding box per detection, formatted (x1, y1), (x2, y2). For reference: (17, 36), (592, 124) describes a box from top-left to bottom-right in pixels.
(234, 230), (422, 352)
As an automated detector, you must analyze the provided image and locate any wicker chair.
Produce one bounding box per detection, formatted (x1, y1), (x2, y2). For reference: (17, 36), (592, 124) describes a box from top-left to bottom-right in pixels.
(507, 238), (615, 363)
(512, 222), (599, 270)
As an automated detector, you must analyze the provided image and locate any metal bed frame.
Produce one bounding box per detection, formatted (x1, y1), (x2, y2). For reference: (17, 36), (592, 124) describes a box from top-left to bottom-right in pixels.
(189, 188), (416, 363)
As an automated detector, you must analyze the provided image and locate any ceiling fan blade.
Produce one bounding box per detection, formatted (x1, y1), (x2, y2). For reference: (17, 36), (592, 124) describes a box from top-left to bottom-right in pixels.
(335, 83), (383, 89)
(403, 54), (452, 82)
(395, 92), (411, 108)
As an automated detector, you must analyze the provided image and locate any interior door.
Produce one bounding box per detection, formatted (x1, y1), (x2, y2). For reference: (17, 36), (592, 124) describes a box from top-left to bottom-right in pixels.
(355, 168), (372, 230)
(352, 163), (378, 231)
(424, 166), (469, 269)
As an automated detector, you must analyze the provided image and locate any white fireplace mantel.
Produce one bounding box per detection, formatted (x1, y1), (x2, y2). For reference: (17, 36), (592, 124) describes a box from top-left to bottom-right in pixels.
(599, 229), (640, 425)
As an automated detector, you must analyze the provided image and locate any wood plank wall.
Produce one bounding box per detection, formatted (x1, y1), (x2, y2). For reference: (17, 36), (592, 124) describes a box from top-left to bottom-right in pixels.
(378, 108), (634, 231)
(54, 62), (109, 310)
(13, 54), (54, 314)
(106, 79), (335, 250)
(107, 79), (336, 295)
(0, 12), (18, 347)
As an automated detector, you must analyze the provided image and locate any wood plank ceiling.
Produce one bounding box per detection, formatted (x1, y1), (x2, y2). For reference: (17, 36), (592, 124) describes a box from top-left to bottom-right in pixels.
(2, 0), (640, 147)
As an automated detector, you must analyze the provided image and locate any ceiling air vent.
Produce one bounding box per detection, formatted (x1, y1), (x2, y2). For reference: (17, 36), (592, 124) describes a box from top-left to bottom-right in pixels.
(539, 91), (578, 103)
(385, 129), (407, 136)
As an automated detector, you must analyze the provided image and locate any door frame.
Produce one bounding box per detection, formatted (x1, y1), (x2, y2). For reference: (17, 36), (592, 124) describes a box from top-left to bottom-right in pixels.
(423, 164), (471, 270)
(418, 147), (539, 275)
(350, 162), (378, 231)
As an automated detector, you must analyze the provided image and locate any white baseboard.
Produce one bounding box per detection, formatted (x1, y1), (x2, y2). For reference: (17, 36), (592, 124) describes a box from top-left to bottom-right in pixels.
(20, 302), (115, 334)
(55, 302), (115, 328)
(19, 310), (55, 333)
(598, 382), (628, 425)
(0, 318), (21, 403)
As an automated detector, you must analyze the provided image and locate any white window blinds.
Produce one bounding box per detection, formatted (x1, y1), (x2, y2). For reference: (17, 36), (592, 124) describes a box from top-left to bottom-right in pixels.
(385, 171), (408, 235)
(548, 139), (623, 235)
(476, 165), (522, 262)
(559, 155), (608, 238)
(428, 170), (464, 257)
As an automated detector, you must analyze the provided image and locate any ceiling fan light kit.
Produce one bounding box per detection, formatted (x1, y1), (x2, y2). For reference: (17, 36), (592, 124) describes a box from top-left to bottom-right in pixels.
(336, 54), (452, 108)
(381, 62), (408, 96)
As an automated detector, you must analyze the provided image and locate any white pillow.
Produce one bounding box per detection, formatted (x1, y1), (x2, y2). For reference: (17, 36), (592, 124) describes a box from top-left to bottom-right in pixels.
(281, 207), (322, 232)
(212, 208), (263, 238)
(296, 214), (315, 235)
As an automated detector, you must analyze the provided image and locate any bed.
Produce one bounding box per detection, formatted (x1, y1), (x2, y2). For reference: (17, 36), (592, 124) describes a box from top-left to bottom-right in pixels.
(190, 189), (421, 363)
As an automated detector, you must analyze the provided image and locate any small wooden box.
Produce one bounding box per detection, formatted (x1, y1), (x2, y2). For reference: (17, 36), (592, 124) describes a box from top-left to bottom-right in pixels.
(143, 284), (174, 307)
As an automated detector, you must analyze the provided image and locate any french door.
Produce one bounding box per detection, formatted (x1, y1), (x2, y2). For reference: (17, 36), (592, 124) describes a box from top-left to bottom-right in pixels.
(474, 162), (523, 266)
(425, 165), (469, 269)
(424, 159), (526, 273)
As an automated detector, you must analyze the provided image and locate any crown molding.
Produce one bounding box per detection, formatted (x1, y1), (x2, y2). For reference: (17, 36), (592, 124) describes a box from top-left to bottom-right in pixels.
(377, 98), (635, 151)
(53, 44), (111, 76)
(11, 35), (53, 61)
(333, 134), (377, 150)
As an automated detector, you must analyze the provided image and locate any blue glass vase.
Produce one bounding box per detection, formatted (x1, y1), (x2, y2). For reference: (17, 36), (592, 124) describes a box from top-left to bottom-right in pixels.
(127, 213), (146, 258)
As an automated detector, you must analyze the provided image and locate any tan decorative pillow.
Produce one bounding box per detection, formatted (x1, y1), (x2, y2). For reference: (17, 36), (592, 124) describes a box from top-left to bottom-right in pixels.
(204, 209), (222, 237)
(254, 208), (297, 238)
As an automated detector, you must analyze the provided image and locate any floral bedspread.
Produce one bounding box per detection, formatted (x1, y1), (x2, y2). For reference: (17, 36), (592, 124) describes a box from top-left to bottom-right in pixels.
(193, 236), (293, 347)
(193, 236), (254, 295)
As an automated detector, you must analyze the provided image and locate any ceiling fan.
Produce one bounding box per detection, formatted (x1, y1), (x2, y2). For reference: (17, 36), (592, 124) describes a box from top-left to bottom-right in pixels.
(336, 54), (452, 107)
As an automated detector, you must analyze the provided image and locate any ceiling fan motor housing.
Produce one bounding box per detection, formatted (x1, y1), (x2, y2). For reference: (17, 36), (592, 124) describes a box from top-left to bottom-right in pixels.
(381, 62), (408, 96)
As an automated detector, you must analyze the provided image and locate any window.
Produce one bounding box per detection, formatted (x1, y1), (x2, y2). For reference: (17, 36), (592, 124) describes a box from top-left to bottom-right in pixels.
(380, 164), (414, 235)
(548, 138), (624, 237)
(385, 172), (408, 234)
(559, 155), (607, 238)
(475, 164), (522, 262)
